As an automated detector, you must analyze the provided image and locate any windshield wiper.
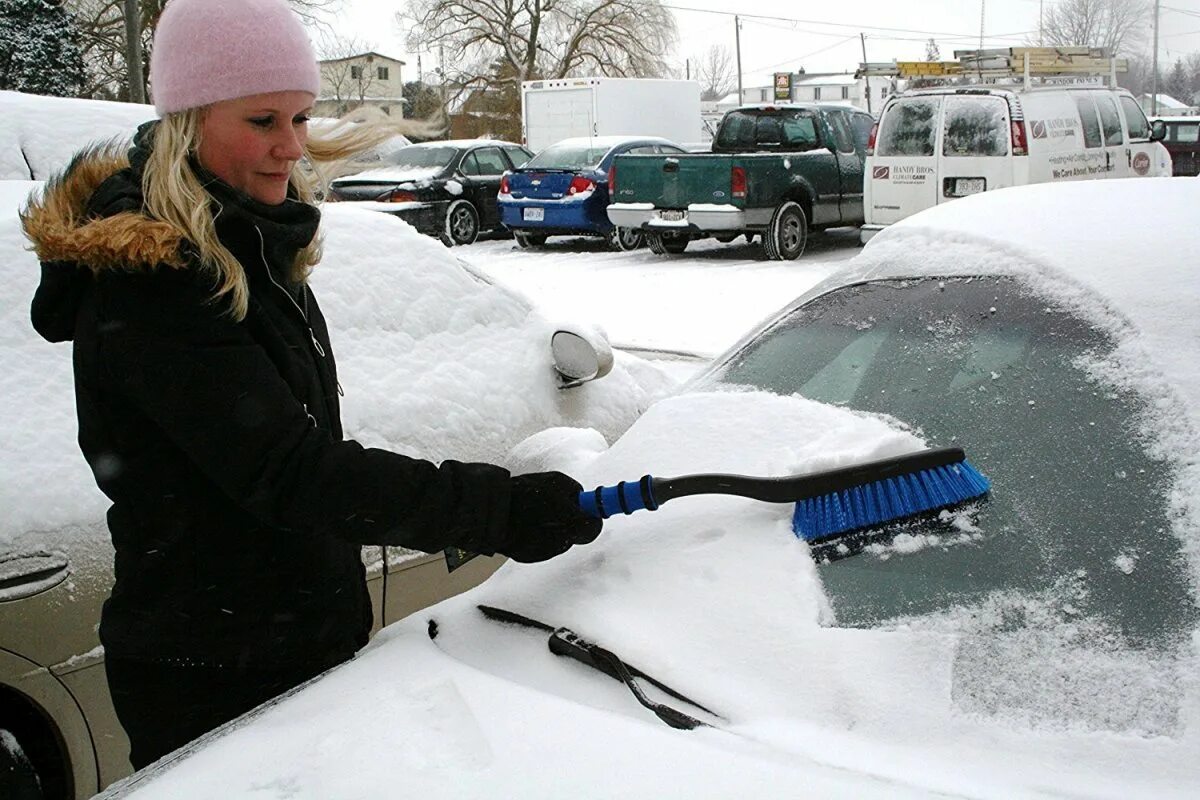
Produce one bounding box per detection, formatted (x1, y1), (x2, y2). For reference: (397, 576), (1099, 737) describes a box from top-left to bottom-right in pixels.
(476, 605), (724, 731)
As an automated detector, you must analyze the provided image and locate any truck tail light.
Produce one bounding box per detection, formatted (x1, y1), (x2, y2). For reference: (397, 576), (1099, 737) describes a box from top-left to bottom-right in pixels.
(568, 176), (594, 195)
(387, 189), (417, 203)
(731, 166), (747, 199)
(1011, 120), (1029, 156)
(499, 174), (510, 194)
(608, 165), (616, 196)
(866, 122), (879, 156)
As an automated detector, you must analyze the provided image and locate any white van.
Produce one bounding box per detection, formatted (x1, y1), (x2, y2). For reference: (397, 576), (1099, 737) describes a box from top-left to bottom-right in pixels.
(861, 85), (1170, 240)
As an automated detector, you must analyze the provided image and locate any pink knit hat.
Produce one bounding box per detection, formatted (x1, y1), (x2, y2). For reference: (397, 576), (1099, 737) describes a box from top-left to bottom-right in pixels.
(150, 0), (321, 115)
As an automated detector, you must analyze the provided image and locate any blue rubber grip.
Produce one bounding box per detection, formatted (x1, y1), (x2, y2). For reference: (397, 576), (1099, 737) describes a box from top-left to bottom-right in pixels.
(579, 476), (657, 519)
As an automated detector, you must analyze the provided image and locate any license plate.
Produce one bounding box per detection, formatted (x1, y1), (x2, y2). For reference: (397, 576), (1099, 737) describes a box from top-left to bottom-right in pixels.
(523, 207), (544, 221)
(954, 178), (985, 196)
(658, 210), (686, 222)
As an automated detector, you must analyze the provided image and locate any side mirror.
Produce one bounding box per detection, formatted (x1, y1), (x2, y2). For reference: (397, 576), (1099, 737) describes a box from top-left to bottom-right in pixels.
(1149, 119), (1167, 142)
(551, 329), (613, 388)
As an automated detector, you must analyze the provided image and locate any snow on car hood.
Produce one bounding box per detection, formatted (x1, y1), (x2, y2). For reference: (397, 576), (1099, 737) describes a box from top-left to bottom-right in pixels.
(103, 389), (1200, 799)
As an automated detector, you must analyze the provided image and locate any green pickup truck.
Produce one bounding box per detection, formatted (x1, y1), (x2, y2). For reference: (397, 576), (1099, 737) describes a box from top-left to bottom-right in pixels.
(606, 104), (874, 259)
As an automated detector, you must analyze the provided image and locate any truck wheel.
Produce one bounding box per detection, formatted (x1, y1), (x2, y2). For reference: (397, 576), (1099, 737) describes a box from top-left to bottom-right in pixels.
(442, 200), (480, 246)
(764, 201), (807, 261)
(514, 231), (547, 248)
(606, 227), (644, 251)
(0, 728), (43, 800)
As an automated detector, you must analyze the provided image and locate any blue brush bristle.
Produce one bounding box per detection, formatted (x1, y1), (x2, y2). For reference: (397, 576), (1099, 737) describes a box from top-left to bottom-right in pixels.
(791, 459), (991, 543)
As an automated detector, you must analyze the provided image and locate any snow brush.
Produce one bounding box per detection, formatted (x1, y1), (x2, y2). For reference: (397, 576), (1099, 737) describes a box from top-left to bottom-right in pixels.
(579, 447), (990, 554)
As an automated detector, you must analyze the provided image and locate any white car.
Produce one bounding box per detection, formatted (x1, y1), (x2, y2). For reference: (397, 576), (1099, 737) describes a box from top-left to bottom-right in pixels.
(0, 151), (675, 795)
(93, 177), (1199, 799)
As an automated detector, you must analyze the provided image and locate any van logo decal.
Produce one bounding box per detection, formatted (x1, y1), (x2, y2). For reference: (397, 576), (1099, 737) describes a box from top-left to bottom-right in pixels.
(873, 166), (890, 180)
(1132, 151), (1151, 176)
(1031, 120), (1047, 139)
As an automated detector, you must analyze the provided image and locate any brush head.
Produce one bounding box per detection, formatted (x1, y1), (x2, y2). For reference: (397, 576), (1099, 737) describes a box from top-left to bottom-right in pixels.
(792, 458), (991, 553)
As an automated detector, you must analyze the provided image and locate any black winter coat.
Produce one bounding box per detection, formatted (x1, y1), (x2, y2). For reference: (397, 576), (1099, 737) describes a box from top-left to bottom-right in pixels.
(23, 126), (514, 667)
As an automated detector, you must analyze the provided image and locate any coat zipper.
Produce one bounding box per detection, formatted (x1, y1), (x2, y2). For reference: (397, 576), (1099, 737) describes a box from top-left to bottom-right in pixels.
(254, 225), (341, 426)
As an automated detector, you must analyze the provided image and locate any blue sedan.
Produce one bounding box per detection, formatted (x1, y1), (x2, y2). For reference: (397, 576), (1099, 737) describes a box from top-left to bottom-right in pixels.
(499, 136), (686, 250)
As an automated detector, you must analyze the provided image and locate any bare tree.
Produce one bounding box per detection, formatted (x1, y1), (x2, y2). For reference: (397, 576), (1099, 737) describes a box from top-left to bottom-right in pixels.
(924, 37), (941, 62)
(316, 32), (381, 115)
(1039, 0), (1150, 55)
(400, 0), (676, 104)
(693, 44), (734, 101)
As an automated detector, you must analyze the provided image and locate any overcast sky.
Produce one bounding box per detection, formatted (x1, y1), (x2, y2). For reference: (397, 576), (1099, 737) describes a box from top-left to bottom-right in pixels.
(334, 0), (1200, 90)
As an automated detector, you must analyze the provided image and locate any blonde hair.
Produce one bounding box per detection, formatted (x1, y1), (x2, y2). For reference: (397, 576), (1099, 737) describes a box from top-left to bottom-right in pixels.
(144, 105), (444, 320)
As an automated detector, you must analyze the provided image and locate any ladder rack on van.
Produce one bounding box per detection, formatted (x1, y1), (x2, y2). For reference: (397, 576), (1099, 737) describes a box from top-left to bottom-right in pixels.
(857, 47), (1127, 91)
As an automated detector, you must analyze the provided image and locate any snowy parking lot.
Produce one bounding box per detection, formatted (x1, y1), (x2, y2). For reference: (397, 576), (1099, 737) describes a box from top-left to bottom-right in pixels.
(460, 227), (863, 372)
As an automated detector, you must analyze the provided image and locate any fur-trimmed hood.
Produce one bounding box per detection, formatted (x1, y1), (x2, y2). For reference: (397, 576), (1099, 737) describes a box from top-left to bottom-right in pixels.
(24, 129), (189, 344)
(21, 140), (187, 274)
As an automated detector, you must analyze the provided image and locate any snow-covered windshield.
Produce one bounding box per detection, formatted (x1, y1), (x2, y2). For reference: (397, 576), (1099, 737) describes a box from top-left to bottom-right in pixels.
(524, 143), (610, 171)
(705, 277), (1194, 657)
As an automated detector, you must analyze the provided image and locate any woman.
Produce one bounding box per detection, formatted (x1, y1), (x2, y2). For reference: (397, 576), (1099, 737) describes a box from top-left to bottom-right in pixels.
(21, 0), (601, 770)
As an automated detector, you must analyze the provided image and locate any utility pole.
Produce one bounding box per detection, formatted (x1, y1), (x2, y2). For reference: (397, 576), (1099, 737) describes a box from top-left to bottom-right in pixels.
(123, 0), (145, 104)
(860, 33), (871, 114)
(1151, 0), (1160, 115)
(734, 15), (743, 103)
(686, 59), (690, 81)
(1038, 0), (1044, 46)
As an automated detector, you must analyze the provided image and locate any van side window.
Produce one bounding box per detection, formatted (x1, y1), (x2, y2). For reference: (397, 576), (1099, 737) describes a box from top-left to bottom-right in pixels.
(1072, 94), (1102, 149)
(942, 97), (1008, 157)
(877, 97), (939, 157)
(1096, 95), (1124, 146)
(1119, 95), (1151, 140)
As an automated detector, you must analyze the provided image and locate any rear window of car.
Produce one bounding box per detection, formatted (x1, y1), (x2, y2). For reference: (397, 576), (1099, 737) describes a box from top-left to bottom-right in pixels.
(877, 97), (940, 157)
(941, 96), (1009, 157)
(525, 143), (611, 170)
(385, 146), (457, 168)
(715, 110), (820, 150)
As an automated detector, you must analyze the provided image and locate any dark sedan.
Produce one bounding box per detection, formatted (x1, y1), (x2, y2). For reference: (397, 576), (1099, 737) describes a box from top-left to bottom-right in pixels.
(326, 139), (534, 246)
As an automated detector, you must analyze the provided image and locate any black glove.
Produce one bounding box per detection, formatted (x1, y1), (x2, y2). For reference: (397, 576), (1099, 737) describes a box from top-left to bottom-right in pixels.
(498, 471), (603, 563)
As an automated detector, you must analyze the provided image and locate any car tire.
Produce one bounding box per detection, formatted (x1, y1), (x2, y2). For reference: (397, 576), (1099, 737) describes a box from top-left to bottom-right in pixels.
(514, 231), (547, 248)
(607, 227), (644, 251)
(763, 201), (807, 261)
(442, 200), (480, 246)
(0, 728), (43, 800)
(646, 231), (689, 255)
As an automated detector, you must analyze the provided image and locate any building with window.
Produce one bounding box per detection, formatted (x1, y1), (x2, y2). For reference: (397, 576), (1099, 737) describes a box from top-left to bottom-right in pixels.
(316, 51), (406, 118)
(740, 71), (892, 115)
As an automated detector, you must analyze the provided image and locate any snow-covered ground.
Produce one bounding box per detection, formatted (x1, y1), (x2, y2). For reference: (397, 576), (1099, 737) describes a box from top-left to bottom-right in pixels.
(459, 229), (861, 364)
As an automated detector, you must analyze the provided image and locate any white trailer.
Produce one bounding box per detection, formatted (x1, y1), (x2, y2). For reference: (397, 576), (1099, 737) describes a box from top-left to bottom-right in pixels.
(521, 78), (702, 154)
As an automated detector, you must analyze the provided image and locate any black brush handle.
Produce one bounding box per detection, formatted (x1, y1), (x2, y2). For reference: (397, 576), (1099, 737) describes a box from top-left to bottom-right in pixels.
(579, 447), (965, 520)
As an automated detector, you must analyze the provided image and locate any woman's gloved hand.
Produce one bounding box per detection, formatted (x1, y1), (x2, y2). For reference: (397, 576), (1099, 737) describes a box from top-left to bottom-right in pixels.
(499, 471), (603, 563)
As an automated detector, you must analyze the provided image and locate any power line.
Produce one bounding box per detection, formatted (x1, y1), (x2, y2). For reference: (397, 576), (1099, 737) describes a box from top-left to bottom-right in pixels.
(745, 35), (861, 75)
(660, 4), (1011, 40)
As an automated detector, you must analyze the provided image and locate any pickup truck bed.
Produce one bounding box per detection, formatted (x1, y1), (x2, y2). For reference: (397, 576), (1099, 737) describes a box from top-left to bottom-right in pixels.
(607, 104), (873, 259)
